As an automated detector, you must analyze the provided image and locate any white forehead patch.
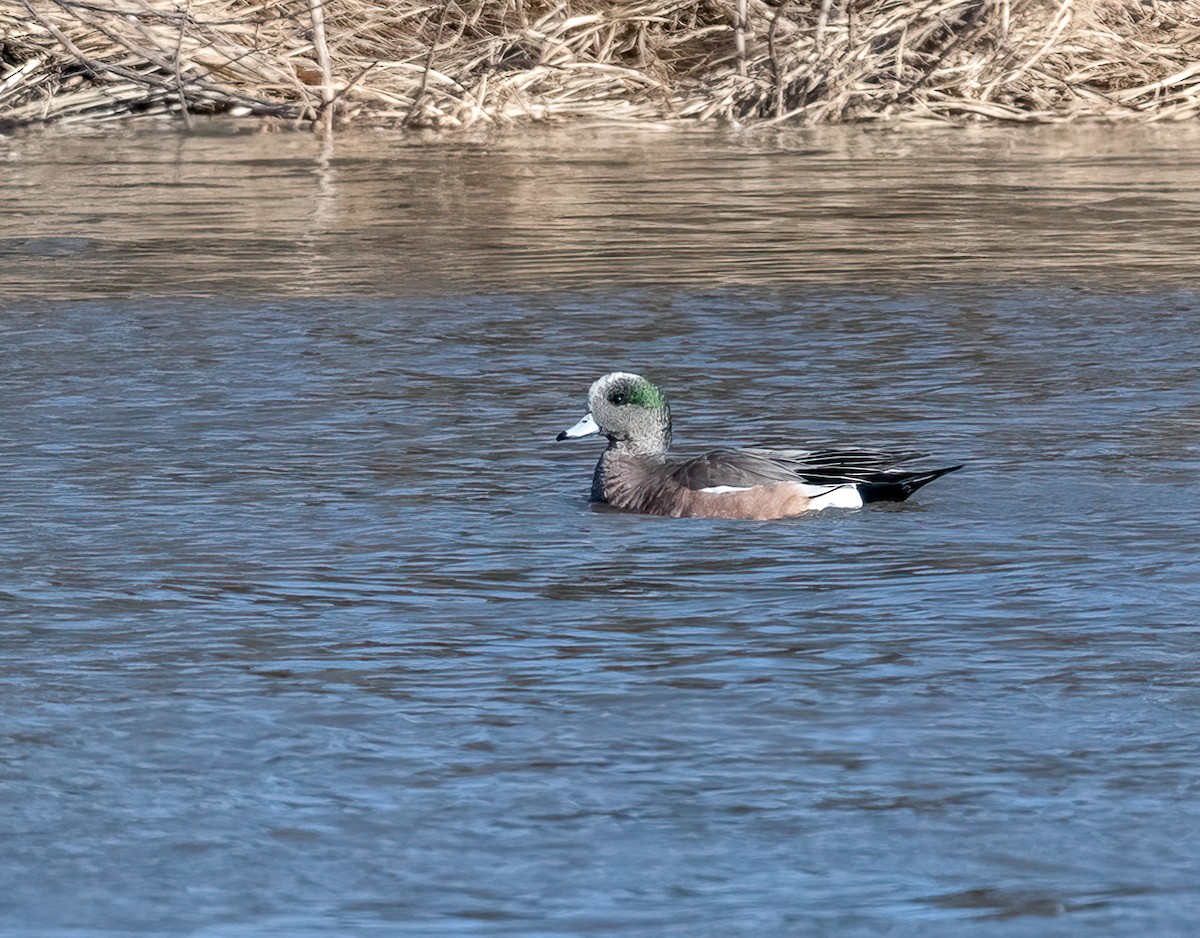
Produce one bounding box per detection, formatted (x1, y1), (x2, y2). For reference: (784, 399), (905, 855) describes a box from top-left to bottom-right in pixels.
(590, 371), (644, 399)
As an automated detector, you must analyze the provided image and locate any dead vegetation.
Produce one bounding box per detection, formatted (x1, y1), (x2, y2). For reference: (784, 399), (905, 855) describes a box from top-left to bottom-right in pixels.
(2, 0), (1199, 130)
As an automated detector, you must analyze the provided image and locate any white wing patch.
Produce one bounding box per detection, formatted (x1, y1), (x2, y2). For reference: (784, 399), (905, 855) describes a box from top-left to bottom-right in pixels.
(803, 484), (864, 510)
(698, 485), (752, 495)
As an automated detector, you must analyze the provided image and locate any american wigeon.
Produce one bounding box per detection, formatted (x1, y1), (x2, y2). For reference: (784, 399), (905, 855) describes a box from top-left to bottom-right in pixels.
(557, 372), (962, 520)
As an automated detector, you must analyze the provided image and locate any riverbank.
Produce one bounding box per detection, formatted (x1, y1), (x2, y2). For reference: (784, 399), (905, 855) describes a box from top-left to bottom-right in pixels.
(3, 0), (1199, 131)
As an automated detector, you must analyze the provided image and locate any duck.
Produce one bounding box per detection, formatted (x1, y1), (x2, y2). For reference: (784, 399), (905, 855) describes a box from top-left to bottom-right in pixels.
(556, 372), (962, 520)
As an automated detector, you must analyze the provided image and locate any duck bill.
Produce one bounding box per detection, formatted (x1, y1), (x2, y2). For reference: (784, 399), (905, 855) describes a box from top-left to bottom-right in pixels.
(556, 412), (600, 441)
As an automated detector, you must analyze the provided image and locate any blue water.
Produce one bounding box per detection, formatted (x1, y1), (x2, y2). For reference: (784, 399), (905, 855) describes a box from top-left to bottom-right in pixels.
(2, 123), (1200, 936)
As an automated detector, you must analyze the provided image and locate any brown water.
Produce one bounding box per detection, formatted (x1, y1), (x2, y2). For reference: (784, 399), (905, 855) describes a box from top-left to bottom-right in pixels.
(2, 121), (1199, 936)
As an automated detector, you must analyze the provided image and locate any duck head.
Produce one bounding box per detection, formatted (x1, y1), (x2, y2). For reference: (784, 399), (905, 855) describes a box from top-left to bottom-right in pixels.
(557, 372), (672, 456)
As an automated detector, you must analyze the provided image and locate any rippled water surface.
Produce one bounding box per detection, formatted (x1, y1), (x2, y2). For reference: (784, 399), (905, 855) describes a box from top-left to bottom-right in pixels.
(2, 122), (1200, 936)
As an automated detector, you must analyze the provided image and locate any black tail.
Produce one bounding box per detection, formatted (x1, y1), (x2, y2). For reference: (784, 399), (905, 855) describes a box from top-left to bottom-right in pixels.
(858, 464), (963, 504)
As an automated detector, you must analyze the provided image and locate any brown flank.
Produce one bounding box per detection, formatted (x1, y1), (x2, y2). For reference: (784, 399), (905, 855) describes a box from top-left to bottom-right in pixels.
(599, 453), (817, 521)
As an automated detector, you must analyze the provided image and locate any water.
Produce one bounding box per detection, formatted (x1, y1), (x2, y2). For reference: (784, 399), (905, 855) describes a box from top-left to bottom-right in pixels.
(2, 121), (1199, 936)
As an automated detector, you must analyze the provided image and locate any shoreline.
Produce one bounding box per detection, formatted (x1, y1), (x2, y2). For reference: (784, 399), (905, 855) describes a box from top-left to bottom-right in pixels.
(3, 0), (1199, 131)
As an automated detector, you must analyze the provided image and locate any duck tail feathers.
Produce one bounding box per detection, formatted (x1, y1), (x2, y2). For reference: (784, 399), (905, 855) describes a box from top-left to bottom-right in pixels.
(858, 464), (964, 504)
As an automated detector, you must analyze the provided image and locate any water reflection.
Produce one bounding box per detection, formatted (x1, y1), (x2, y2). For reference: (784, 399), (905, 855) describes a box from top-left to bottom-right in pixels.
(1, 123), (1199, 935)
(2, 122), (1200, 300)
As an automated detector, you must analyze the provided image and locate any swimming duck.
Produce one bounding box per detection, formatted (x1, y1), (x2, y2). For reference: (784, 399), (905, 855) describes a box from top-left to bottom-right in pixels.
(557, 372), (961, 520)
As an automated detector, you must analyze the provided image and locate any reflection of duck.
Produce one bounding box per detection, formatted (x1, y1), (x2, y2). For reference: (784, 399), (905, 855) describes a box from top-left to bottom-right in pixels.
(558, 372), (962, 520)
(2, 237), (96, 257)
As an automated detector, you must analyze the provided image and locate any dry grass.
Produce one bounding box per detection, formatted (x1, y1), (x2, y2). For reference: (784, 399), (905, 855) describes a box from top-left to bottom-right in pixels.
(2, 0), (1199, 129)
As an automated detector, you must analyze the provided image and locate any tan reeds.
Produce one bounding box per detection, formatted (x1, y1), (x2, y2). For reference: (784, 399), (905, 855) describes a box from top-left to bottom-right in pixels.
(2, 0), (1199, 129)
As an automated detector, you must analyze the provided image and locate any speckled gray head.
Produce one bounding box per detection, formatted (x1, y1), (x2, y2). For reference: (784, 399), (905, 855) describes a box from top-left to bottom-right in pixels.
(556, 372), (673, 455)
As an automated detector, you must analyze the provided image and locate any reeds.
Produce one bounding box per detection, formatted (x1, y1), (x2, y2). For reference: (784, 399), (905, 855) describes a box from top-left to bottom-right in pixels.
(3, 0), (1199, 129)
